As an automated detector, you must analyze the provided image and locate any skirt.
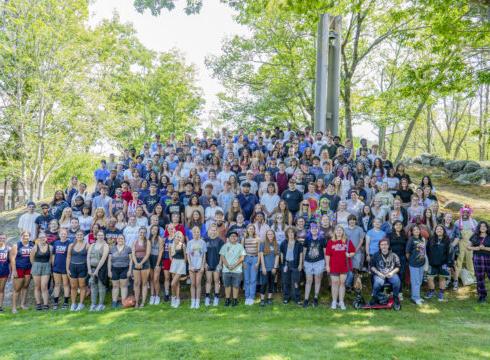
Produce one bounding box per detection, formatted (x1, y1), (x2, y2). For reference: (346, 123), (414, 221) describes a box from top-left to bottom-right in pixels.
(169, 259), (186, 275)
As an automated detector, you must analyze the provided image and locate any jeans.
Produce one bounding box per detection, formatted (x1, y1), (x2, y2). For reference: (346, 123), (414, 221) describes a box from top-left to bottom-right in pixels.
(90, 275), (106, 306)
(373, 274), (400, 298)
(282, 263), (300, 302)
(409, 266), (424, 301)
(243, 256), (258, 300)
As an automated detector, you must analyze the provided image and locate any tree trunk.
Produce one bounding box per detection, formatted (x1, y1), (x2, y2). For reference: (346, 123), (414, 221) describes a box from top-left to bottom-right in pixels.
(378, 125), (386, 152)
(426, 105), (432, 153)
(343, 80), (353, 140)
(395, 97), (428, 163)
(2, 179), (7, 211)
(11, 178), (18, 209)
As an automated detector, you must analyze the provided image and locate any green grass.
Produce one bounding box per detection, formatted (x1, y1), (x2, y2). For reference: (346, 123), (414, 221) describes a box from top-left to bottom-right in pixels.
(1, 288), (490, 360)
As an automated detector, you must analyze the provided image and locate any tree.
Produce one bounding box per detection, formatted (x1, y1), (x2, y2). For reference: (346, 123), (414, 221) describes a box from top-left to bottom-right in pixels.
(133, 0), (202, 16)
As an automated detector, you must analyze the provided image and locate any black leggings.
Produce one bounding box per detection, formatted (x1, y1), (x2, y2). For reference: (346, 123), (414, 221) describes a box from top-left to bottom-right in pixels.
(260, 271), (274, 295)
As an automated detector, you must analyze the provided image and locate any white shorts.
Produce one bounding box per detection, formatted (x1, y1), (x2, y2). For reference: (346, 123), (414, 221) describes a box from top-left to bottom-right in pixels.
(304, 260), (325, 276)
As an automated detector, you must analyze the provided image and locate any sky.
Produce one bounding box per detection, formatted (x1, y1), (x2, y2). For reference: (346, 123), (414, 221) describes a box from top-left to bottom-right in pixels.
(89, 0), (375, 139)
(89, 0), (248, 125)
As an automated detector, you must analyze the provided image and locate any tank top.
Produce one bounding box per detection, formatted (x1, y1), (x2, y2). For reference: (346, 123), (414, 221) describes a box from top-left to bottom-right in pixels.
(90, 243), (104, 267)
(134, 240), (147, 258)
(0, 246), (9, 275)
(150, 239), (160, 256)
(70, 243), (88, 265)
(34, 244), (51, 263)
(53, 240), (71, 271)
(16, 241), (34, 269)
(243, 237), (259, 256)
(173, 243), (185, 260)
(110, 245), (131, 268)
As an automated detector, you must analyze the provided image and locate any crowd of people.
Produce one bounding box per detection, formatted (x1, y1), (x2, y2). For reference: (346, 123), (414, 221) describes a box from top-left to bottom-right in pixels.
(1, 126), (489, 313)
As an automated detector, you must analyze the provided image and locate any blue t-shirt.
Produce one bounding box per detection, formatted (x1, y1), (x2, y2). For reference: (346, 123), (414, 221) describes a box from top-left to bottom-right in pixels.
(259, 243), (277, 271)
(52, 239), (72, 273)
(367, 229), (386, 255)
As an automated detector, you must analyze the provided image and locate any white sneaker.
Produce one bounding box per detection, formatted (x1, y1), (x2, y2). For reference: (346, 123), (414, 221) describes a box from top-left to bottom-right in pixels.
(213, 296), (219, 306)
(190, 299), (195, 309)
(339, 302), (346, 310)
(89, 304), (97, 312)
(398, 293), (404, 301)
(171, 297), (176, 308)
(70, 304), (77, 312)
(175, 298), (180, 308)
(97, 304), (105, 312)
(204, 297), (211, 307)
(149, 296), (155, 305)
(415, 299), (423, 306)
(195, 299), (200, 309)
(331, 301), (337, 310)
(154, 296), (161, 305)
(76, 303), (85, 311)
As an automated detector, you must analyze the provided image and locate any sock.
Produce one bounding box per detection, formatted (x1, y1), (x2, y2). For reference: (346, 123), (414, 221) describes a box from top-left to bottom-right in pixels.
(205, 293), (210, 298)
(54, 297), (59, 304)
(64, 297), (69, 304)
(214, 293), (219, 298)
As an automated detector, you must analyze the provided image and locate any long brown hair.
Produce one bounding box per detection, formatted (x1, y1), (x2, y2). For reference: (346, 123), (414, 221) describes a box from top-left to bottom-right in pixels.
(263, 230), (279, 255)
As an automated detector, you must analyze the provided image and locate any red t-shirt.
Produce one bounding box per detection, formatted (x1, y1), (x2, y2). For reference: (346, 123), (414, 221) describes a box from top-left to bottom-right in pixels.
(325, 239), (355, 274)
(122, 191), (133, 203)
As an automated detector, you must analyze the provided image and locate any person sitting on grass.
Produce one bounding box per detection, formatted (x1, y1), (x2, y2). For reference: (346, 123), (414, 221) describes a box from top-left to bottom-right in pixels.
(426, 225), (452, 302)
(370, 238), (401, 307)
(219, 229), (246, 307)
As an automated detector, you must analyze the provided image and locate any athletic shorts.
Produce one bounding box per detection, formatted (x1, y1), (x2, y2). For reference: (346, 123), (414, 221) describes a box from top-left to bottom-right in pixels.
(162, 258), (172, 271)
(16, 268), (31, 278)
(223, 272), (242, 288)
(304, 260), (326, 276)
(428, 265), (450, 278)
(53, 266), (67, 275)
(31, 262), (51, 276)
(134, 257), (150, 270)
(149, 255), (159, 269)
(111, 266), (129, 281)
(69, 263), (88, 278)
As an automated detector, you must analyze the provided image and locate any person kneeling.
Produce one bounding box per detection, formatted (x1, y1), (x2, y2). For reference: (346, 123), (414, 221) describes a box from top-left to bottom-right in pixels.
(370, 238), (401, 307)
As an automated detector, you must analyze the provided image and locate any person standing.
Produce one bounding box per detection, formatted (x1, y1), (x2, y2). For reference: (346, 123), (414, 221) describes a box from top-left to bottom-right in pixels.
(258, 230), (279, 306)
(30, 233), (52, 311)
(406, 225), (426, 306)
(0, 233), (11, 312)
(219, 229), (246, 307)
(302, 223), (327, 307)
(426, 225), (452, 302)
(18, 202), (39, 241)
(51, 228), (71, 310)
(169, 231), (187, 308)
(108, 234), (133, 308)
(87, 231), (109, 311)
(34, 203), (53, 238)
(10, 231), (34, 313)
(187, 227), (207, 309)
(131, 228), (151, 308)
(280, 227), (303, 304)
(67, 230), (89, 311)
(468, 221), (490, 303)
(204, 224), (224, 307)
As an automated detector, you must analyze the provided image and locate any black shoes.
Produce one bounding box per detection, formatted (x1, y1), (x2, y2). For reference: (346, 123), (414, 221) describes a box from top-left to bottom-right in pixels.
(224, 298), (231, 307)
(313, 297), (319, 307)
(260, 300), (266, 307)
(232, 299), (238, 307)
(478, 296), (487, 303)
(303, 299), (309, 308)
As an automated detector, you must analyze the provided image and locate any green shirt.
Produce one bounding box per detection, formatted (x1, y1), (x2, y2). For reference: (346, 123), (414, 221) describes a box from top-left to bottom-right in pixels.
(219, 242), (246, 273)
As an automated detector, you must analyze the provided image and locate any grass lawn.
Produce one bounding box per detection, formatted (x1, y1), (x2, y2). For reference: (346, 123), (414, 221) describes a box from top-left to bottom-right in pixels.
(1, 287), (489, 360)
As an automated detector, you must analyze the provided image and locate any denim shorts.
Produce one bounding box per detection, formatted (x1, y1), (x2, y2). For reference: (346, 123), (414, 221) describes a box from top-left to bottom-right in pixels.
(223, 272), (242, 288)
(304, 260), (325, 276)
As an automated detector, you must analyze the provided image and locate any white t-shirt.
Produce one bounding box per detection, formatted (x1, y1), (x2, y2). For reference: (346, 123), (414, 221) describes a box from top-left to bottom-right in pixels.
(18, 212), (39, 240)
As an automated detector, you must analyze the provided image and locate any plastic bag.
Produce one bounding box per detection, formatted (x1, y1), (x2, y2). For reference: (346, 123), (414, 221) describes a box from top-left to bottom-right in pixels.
(460, 268), (476, 286)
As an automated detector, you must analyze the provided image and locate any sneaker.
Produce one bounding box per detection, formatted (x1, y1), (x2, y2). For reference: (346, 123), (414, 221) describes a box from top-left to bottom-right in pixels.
(97, 304), (105, 312)
(149, 296), (155, 305)
(303, 299), (309, 308)
(331, 301), (337, 310)
(338, 302), (346, 310)
(36, 304), (42, 311)
(190, 299), (196, 309)
(437, 292), (445, 302)
(164, 294), (170, 302)
(213, 296), (219, 307)
(154, 296), (161, 305)
(414, 299), (423, 306)
(478, 296), (487, 303)
(70, 304), (77, 312)
(398, 293), (404, 301)
(313, 297), (319, 307)
(62, 302), (69, 310)
(260, 300), (266, 307)
(453, 281), (459, 291)
(232, 299), (238, 307)
(204, 297), (211, 307)
(425, 290), (434, 299)
(266, 298), (273, 305)
(171, 297), (176, 308)
(175, 299), (180, 308)
(89, 304), (97, 312)
(11, 308), (18, 314)
(195, 299), (200, 309)
(76, 303), (85, 311)
(112, 301), (118, 309)
(283, 299), (289, 304)
(224, 298), (231, 307)
(52, 303), (58, 310)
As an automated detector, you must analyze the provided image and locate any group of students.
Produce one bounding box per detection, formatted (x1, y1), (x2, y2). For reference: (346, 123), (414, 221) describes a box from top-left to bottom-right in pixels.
(1, 126), (489, 313)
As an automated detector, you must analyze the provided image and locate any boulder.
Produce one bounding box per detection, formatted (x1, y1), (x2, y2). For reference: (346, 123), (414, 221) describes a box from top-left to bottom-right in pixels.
(455, 168), (490, 185)
(430, 157), (445, 167)
(420, 153), (435, 166)
(444, 160), (470, 173)
(462, 161), (481, 174)
(413, 156), (422, 164)
(444, 200), (464, 212)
